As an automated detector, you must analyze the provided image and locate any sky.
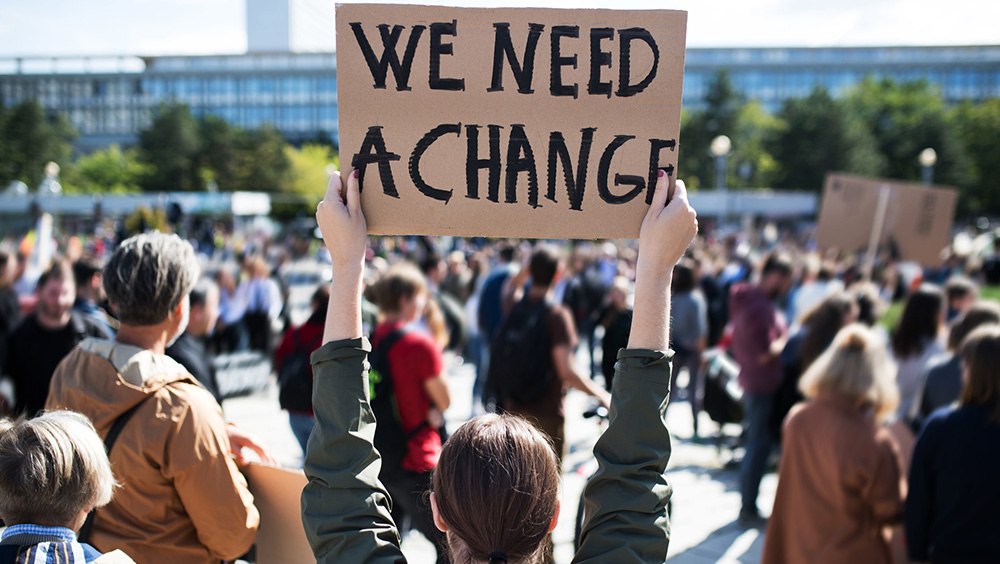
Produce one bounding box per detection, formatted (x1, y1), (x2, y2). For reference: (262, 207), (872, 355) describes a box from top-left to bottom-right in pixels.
(0, 0), (997, 57)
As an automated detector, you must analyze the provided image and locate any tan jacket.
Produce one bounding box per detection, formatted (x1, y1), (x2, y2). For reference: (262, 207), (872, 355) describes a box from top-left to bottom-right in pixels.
(763, 396), (903, 564)
(46, 339), (259, 564)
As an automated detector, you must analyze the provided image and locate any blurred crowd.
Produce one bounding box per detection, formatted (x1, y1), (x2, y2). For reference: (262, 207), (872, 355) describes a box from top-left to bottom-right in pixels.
(0, 214), (999, 563)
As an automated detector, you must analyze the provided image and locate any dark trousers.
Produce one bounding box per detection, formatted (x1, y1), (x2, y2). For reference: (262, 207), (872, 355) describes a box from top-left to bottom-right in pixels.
(244, 311), (271, 353)
(669, 349), (706, 435)
(383, 470), (449, 563)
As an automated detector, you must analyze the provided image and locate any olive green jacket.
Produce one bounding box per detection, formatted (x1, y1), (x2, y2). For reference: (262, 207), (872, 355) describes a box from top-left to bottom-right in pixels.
(301, 338), (673, 563)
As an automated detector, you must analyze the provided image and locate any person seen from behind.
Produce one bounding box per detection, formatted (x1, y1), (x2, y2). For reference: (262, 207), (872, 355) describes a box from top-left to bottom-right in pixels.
(763, 324), (902, 563)
(891, 284), (945, 429)
(301, 168), (696, 562)
(0, 411), (134, 563)
(274, 285), (330, 454)
(906, 324), (1000, 563)
(669, 258), (708, 437)
(45, 232), (264, 564)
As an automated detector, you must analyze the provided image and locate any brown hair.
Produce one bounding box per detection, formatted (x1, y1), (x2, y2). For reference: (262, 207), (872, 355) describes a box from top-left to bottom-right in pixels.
(799, 293), (857, 369)
(960, 324), (1000, 422)
(432, 414), (559, 564)
(371, 262), (427, 315)
(891, 284), (944, 359)
(947, 301), (1000, 351)
(35, 259), (73, 293)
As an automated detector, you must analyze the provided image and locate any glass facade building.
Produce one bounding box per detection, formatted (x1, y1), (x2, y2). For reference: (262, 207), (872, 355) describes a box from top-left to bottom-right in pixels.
(0, 45), (997, 151)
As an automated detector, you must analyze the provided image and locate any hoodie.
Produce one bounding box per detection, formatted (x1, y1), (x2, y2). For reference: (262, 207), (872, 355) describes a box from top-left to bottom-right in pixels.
(729, 283), (787, 395)
(45, 339), (258, 564)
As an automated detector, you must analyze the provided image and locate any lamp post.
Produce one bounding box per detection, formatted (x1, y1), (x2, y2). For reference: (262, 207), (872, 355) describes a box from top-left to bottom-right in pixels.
(919, 147), (937, 185)
(710, 134), (732, 223)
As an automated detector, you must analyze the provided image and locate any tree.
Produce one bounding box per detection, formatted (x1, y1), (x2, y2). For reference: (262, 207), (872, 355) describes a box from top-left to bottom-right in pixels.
(731, 101), (781, 188)
(769, 87), (884, 191)
(952, 99), (1000, 215)
(138, 103), (200, 191)
(232, 125), (291, 192)
(0, 101), (76, 187)
(680, 71), (746, 189)
(845, 77), (970, 189)
(196, 115), (240, 190)
(61, 144), (149, 194)
(286, 144), (338, 201)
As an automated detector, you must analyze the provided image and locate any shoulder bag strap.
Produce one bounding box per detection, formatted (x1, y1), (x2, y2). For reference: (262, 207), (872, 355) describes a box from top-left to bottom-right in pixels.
(78, 395), (154, 544)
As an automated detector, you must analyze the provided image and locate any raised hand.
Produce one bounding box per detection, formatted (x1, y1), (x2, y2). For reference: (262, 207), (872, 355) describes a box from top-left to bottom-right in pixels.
(316, 169), (367, 273)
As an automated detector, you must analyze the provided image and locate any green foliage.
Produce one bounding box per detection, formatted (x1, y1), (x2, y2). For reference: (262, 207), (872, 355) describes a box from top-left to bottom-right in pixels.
(124, 206), (168, 235)
(952, 99), (1000, 215)
(232, 125), (292, 192)
(0, 101), (76, 187)
(769, 87), (884, 191)
(286, 144), (339, 201)
(680, 71), (745, 189)
(196, 115), (240, 190)
(61, 145), (149, 194)
(138, 102), (201, 191)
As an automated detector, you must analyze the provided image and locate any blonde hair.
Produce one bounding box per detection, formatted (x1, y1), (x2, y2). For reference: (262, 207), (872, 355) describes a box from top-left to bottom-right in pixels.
(0, 411), (117, 526)
(799, 324), (899, 421)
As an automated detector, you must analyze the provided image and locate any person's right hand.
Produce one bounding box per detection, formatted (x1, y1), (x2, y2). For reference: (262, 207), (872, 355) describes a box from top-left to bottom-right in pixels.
(637, 172), (698, 274)
(316, 169), (367, 273)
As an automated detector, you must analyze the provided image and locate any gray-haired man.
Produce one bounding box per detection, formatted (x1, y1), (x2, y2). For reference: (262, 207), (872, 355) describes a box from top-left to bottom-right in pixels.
(46, 232), (267, 564)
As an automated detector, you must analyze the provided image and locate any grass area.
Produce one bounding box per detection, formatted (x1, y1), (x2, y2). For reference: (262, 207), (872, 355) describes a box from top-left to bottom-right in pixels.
(879, 286), (1000, 330)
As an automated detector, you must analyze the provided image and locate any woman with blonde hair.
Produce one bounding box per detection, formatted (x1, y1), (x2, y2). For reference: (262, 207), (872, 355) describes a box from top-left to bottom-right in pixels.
(763, 324), (902, 564)
(906, 324), (1000, 563)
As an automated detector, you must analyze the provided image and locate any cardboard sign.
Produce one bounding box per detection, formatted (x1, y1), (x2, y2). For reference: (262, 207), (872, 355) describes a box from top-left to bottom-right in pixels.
(336, 4), (688, 238)
(245, 464), (313, 564)
(816, 173), (958, 266)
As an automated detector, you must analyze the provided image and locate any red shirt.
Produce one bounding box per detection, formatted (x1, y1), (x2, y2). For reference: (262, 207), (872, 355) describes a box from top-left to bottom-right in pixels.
(371, 321), (444, 473)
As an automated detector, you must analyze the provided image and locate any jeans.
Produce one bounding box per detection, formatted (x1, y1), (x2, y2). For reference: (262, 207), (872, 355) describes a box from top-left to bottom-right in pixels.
(288, 412), (315, 456)
(739, 392), (775, 514)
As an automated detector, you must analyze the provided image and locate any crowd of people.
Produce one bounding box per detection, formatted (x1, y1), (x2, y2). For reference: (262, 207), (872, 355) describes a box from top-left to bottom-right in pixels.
(0, 167), (996, 562)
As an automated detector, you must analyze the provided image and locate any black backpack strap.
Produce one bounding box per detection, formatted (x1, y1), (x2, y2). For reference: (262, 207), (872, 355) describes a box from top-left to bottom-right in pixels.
(370, 326), (428, 438)
(78, 395), (153, 544)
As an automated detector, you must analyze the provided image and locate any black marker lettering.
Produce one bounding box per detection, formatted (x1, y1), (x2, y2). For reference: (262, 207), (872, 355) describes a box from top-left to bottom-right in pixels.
(488, 23), (545, 94)
(547, 128), (596, 211)
(350, 23), (426, 91)
(598, 135), (644, 204)
(351, 126), (401, 197)
(645, 138), (676, 203)
(616, 28), (659, 97)
(550, 26), (579, 98)
(409, 123), (461, 204)
(429, 20), (465, 91)
(505, 124), (539, 205)
(465, 124), (503, 201)
(588, 28), (614, 98)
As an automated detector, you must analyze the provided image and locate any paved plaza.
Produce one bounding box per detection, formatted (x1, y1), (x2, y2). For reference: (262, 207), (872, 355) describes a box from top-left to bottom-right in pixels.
(225, 357), (776, 564)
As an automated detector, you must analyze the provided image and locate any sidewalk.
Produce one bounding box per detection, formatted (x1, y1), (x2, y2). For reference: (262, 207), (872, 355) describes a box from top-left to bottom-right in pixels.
(224, 360), (775, 563)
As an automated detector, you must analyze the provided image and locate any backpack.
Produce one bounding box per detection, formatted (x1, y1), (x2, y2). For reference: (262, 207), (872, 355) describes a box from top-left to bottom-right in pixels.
(488, 297), (555, 405)
(369, 327), (425, 479)
(277, 329), (322, 413)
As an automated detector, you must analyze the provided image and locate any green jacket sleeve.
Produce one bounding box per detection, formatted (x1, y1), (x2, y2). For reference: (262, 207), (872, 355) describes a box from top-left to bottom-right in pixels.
(574, 348), (674, 563)
(301, 337), (406, 564)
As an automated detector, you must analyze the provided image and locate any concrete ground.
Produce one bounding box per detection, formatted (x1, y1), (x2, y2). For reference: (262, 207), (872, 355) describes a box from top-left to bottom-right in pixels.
(225, 357), (776, 564)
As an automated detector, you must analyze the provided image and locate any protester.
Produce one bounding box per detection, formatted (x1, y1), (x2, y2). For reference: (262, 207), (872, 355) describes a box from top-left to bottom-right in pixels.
(943, 275), (977, 322)
(166, 278), (223, 402)
(729, 253), (793, 524)
(599, 275), (633, 393)
(474, 244), (516, 409)
(213, 267), (248, 353)
(771, 292), (858, 440)
(4, 261), (108, 417)
(906, 324), (1000, 563)
(0, 411), (133, 563)
(71, 258), (115, 338)
(243, 256), (277, 353)
(892, 284), (946, 428)
(369, 261), (451, 562)
(763, 324), (901, 563)
(669, 259), (708, 436)
(917, 301), (1000, 424)
(301, 168), (696, 562)
(0, 251), (21, 397)
(274, 285), (329, 454)
(45, 232), (263, 564)
(492, 244), (611, 465)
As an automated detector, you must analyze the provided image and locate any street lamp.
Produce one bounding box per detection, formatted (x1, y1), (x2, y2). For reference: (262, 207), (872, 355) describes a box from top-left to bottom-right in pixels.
(710, 134), (732, 222)
(919, 148), (937, 185)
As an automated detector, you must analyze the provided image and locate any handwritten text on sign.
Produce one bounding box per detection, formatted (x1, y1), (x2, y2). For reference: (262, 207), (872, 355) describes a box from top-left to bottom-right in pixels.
(336, 4), (688, 238)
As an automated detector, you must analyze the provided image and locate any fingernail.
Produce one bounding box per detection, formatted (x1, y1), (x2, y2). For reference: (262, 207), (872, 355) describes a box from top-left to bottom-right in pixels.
(352, 169), (359, 179)
(658, 169), (665, 178)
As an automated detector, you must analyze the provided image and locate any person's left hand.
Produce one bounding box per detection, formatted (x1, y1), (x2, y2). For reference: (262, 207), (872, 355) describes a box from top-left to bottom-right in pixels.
(316, 169), (367, 274)
(227, 425), (277, 466)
